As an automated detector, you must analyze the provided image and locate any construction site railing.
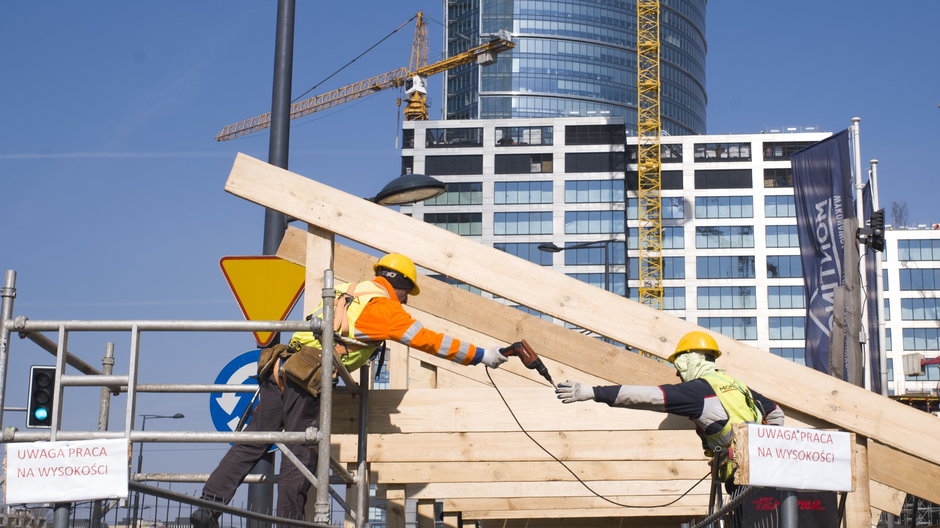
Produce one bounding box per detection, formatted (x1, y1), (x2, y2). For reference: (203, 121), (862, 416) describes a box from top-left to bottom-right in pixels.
(0, 268), (371, 528)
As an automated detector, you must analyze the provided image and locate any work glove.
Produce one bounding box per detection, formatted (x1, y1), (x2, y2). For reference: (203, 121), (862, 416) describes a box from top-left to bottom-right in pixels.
(480, 347), (509, 368)
(555, 380), (594, 403)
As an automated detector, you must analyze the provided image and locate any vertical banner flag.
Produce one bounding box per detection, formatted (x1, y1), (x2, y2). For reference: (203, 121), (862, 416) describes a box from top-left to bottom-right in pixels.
(790, 130), (856, 374)
(862, 182), (883, 393)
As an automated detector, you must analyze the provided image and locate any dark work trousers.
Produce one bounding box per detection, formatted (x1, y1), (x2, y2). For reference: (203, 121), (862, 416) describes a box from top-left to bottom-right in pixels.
(201, 375), (320, 521)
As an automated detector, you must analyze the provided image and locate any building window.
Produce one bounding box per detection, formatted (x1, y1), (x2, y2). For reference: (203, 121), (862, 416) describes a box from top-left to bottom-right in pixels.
(567, 273), (626, 296)
(424, 212), (482, 235)
(494, 212), (552, 235)
(767, 255), (802, 278)
(629, 226), (684, 249)
(900, 268), (940, 290)
(402, 156), (413, 175)
(763, 141), (814, 161)
(565, 211), (624, 234)
(695, 226), (754, 249)
(627, 144), (683, 163)
(904, 363), (940, 382)
(629, 197), (684, 219)
(423, 182), (482, 205)
(425, 127), (483, 147)
(698, 317), (757, 340)
(425, 155), (483, 175)
(902, 328), (940, 350)
(496, 126), (553, 146)
(883, 269), (890, 291)
(694, 169), (753, 189)
(886, 328), (892, 350)
(694, 196), (753, 218)
(495, 153), (554, 174)
(565, 124), (625, 145)
(898, 239), (940, 261)
(763, 168), (793, 188)
(663, 287), (686, 310)
(901, 298), (940, 320)
(765, 225), (799, 248)
(565, 180), (624, 203)
(696, 256), (756, 279)
(402, 129), (415, 149)
(626, 170), (684, 190)
(770, 347), (806, 366)
(884, 299), (891, 321)
(494, 243), (553, 265)
(495, 181), (553, 204)
(628, 257), (685, 279)
(697, 286), (756, 310)
(563, 242), (626, 265)
(693, 142), (751, 162)
(768, 286), (805, 309)
(765, 195), (796, 218)
(565, 152), (627, 172)
(769, 316), (805, 340)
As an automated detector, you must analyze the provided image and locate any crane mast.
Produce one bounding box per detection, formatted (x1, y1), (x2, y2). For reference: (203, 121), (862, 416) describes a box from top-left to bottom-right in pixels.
(216, 12), (513, 142)
(636, 0), (663, 310)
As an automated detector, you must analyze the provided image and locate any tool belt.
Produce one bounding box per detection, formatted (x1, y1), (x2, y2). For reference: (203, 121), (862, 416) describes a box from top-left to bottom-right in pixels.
(258, 342), (333, 397)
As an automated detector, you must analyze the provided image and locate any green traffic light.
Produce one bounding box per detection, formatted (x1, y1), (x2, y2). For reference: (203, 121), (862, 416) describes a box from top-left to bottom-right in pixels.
(33, 407), (49, 421)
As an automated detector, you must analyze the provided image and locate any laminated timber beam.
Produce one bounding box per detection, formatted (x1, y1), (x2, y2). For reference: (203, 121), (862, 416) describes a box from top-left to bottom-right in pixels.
(225, 154), (937, 514)
(474, 516), (691, 527)
(224, 152), (940, 468)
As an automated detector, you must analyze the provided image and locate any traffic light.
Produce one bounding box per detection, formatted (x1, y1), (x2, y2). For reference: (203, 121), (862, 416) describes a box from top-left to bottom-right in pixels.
(869, 208), (885, 252)
(26, 366), (56, 428)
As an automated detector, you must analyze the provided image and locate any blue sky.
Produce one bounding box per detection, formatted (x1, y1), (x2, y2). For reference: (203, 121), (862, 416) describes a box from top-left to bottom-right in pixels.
(2, 0), (938, 508)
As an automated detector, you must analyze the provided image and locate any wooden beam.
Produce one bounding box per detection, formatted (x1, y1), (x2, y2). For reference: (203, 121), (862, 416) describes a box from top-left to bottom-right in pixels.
(385, 485), (406, 528)
(368, 460), (711, 483)
(227, 155), (940, 469)
(475, 517), (692, 528)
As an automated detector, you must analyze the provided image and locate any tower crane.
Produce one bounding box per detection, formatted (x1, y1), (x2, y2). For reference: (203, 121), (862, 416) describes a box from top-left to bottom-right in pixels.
(636, 0), (664, 310)
(216, 12), (514, 142)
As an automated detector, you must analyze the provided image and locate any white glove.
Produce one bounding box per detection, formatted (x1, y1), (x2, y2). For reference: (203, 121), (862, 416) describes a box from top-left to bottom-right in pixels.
(480, 347), (509, 368)
(555, 380), (594, 403)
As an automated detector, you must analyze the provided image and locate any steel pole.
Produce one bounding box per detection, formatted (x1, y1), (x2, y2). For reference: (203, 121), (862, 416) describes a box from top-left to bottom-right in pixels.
(253, 2), (295, 520)
(314, 271), (336, 523)
(0, 270), (16, 430)
(91, 343), (115, 528)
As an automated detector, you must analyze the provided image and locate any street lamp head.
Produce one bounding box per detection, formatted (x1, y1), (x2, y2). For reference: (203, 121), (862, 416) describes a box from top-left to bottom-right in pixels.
(171, 413), (184, 419)
(537, 243), (563, 253)
(372, 173), (446, 206)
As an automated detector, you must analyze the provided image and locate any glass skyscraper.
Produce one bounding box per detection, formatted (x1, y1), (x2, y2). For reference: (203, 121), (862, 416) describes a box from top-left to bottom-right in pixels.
(444, 0), (707, 136)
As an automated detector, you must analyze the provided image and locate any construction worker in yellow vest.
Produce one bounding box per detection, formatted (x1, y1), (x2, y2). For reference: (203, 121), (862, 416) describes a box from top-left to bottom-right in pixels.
(555, 331), (784, 483)
(192, 253), (509, 528)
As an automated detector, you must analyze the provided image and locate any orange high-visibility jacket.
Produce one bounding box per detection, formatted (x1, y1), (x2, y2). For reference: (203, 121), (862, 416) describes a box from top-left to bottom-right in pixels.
(290, 276), (483, 371)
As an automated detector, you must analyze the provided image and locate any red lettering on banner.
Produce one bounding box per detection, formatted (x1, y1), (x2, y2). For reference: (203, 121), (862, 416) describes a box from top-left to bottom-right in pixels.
(799, 499), (826, 510)
(752, 496), (780, 511)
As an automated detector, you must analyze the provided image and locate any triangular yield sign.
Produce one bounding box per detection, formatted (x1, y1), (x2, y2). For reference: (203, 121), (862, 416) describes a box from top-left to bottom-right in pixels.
(220, 256), (305, 347)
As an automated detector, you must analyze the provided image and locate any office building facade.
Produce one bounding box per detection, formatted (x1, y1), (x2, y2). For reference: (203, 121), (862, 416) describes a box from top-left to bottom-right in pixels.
(443, 0), (707, 136)
(400, 116), (939, 398)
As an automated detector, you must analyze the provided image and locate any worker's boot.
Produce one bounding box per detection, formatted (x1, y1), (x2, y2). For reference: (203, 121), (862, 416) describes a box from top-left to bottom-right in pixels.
(190, 508), (220, 528)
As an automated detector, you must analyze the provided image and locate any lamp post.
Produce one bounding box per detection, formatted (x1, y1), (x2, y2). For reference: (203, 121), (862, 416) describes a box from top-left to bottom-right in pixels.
(538, 239), (621, 294)
(132, 413), (184, 526)
(371, 173), (446, 205)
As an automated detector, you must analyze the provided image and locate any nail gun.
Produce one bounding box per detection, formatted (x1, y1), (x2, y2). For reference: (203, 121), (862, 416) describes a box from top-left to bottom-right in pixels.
(499, 340), (555, 387)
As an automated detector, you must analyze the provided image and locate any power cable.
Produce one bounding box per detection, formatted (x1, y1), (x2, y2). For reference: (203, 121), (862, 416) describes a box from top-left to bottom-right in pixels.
(484, 367), (709, 508)
(292, 14), (417, 104)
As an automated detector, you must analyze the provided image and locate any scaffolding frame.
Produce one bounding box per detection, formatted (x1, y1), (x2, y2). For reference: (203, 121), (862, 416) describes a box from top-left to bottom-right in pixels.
(0, 269), (371, 528)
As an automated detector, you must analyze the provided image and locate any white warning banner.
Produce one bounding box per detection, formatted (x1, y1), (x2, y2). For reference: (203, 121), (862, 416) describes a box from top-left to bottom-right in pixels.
(741, 424), (852, 492)
(4, 438), (129, 504)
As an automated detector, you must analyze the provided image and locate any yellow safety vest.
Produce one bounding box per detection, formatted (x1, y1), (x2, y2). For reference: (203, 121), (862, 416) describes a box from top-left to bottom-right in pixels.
(289, 280), (389, 371)
(700, 371), (763, 481)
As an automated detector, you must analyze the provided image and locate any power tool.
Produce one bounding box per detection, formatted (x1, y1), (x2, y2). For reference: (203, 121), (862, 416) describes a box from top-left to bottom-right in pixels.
(499, 339), (555, 387)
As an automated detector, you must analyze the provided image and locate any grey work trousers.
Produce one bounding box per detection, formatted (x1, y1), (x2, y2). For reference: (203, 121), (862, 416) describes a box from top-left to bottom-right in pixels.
(201, 375), (319, 522)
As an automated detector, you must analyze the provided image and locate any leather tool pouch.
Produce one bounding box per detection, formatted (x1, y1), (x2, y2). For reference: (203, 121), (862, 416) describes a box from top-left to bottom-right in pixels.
(280, 344), (325, 397)
(257, 344), (291, 379)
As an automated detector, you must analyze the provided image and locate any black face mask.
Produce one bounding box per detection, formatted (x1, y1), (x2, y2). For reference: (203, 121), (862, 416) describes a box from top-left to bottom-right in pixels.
(377, 268), (414, 293)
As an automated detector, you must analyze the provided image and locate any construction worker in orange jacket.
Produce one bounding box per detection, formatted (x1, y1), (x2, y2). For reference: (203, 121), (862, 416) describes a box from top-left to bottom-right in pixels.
(555, 331), (784, 484)
(192, 253), (508, 527)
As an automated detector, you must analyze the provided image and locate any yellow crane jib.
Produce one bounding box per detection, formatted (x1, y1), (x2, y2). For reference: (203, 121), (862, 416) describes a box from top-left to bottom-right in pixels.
(215, 23), (514, 141)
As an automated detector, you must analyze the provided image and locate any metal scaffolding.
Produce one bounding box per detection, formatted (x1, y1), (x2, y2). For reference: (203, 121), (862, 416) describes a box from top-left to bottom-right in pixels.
(0, 269), (372, 528)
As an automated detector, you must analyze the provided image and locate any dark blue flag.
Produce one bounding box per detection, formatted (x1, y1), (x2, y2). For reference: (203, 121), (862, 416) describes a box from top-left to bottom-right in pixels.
(863, 182), (883, 393)
(790, 130), (856, 374)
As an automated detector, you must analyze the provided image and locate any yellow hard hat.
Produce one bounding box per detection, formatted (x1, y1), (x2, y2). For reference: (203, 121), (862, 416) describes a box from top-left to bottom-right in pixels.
(373, 253), (420, 295)
(668, 331), (721, 363)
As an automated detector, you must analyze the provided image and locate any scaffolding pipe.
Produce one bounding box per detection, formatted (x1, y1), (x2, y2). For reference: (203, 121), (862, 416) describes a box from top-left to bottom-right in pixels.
(0, 271), (17, 430)
(6, 318), (323, 333)
(20, 331), (102, 375)
(3, 429), (319, 443)
(314, 270), (336, 523)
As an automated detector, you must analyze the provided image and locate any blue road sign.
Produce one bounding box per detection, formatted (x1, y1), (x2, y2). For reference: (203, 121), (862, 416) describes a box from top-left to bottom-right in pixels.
(209, 349), (260, 433)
